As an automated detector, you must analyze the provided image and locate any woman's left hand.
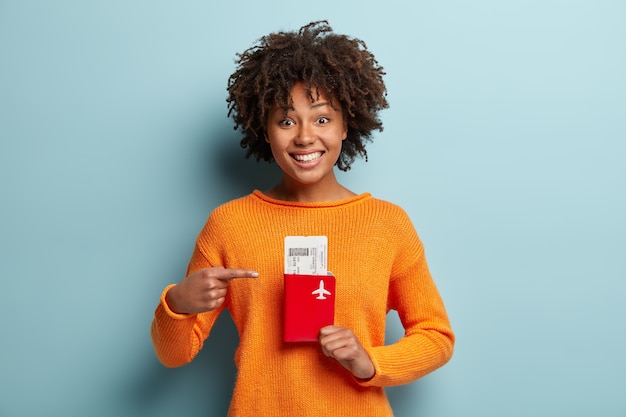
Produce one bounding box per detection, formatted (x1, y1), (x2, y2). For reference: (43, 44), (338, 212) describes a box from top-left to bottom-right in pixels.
(318, 325), (375, 380)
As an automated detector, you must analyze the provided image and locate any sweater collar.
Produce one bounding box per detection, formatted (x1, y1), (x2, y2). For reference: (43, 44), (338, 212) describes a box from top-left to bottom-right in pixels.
(251, 189), (372, 208)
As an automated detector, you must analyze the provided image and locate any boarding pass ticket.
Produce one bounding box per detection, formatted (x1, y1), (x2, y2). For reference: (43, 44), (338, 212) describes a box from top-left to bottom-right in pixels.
(284, 236), (327, 276)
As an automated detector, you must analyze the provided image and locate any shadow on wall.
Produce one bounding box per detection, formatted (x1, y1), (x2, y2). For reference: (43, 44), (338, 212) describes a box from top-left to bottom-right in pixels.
(123, 313), (239, 417)
(209, 129), (280, 200)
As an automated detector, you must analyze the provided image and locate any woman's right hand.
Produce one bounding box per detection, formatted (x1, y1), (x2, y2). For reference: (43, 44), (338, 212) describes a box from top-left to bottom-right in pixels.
(165, 266), (259, 314)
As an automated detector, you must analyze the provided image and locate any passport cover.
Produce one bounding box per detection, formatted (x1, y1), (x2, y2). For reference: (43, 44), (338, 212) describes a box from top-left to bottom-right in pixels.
(283, 273), (336, 342)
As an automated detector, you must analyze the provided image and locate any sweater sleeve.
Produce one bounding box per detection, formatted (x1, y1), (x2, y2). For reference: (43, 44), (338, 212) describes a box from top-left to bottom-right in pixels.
(150, 245), (226, 368)
(359, 214), (454, 387)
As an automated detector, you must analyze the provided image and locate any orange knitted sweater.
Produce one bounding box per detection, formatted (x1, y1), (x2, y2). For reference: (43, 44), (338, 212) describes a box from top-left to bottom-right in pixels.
(151, 191), (454, 417)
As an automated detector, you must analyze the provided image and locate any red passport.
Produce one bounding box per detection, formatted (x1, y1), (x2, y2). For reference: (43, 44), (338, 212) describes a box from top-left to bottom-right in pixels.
(283, 273), (336, 342)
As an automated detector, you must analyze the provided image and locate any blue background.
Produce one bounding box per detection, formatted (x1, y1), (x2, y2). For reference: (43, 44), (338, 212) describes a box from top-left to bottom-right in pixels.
(1, 1), (624, 416)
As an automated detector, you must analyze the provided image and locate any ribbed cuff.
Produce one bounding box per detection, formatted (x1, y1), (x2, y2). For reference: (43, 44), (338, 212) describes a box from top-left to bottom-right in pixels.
(159, 284), (196, 320)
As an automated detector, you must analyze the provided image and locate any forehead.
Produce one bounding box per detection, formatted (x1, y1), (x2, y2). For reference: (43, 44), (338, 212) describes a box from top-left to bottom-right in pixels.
(272, 82), (338, 113)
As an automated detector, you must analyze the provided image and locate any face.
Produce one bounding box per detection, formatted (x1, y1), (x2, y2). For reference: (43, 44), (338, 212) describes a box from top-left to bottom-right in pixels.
(265, 82), (348, 190)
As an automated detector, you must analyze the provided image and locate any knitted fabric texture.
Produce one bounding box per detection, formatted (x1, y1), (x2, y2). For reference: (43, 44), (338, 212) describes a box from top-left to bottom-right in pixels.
(151, 190), (454, 417)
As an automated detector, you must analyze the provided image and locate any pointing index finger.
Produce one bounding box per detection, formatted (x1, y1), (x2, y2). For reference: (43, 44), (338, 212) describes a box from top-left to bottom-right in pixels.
(221, 269), (259, 280)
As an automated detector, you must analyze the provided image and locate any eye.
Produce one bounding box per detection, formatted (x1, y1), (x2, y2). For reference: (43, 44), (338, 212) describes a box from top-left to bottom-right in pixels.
(279, 119), (294, 127)
(317, 116), (330, 124)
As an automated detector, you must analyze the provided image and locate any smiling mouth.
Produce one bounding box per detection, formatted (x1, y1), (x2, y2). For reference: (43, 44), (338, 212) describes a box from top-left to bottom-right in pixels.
(291, 152), (323, 163)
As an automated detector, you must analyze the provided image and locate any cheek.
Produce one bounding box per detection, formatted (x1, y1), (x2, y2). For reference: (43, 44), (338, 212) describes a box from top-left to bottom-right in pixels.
(266, 137), (284, 162)
(264, 126), (278, 144)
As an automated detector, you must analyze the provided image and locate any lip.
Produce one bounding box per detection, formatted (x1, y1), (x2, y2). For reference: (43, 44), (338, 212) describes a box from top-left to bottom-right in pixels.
(289, 151), (324, 167)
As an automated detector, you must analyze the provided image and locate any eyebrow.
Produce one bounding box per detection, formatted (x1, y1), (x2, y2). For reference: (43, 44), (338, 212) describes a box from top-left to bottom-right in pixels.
(310, 101), (331, 109)
(280, 101), (331, 112)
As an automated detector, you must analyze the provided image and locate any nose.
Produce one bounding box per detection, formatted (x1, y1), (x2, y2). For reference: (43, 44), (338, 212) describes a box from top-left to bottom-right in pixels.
(294, 124), (315, 146)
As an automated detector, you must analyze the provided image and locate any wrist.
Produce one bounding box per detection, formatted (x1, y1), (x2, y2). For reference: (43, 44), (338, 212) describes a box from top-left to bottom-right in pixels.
(348, 353), (375, 380)
(353, 363), (375, 380)
(164, 285), (182, 314)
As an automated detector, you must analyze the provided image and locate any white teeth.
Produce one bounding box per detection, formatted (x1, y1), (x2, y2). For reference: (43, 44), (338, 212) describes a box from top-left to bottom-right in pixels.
(292, 152), (322, 162)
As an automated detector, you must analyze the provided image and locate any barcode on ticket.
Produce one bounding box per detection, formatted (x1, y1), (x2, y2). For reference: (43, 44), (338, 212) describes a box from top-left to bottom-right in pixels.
(288, 248), (310, 257)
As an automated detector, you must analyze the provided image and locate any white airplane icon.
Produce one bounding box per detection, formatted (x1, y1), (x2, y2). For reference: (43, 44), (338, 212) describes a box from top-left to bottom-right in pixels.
(312, 279), (331, 300)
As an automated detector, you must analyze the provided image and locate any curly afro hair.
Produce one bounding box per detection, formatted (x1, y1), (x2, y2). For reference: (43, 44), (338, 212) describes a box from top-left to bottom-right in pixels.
(226, 20), (388, 171)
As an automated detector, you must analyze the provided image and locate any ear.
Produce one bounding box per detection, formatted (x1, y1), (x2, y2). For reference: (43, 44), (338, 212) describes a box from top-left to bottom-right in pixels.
(342, 122), (348, 141)
(264, 132), (270, 143)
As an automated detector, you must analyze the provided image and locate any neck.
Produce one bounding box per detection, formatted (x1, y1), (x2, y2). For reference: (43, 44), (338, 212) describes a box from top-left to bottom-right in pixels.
(267, 175), (356, 203)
